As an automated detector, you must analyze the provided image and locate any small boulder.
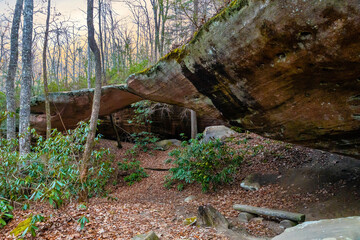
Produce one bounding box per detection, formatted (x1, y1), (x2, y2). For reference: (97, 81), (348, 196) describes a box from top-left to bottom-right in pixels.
(197, 205), (229, 230)
(155, 139), (182, 150)
(132, 231), (160, 240)
(184, 195), (196, 203)
(240, 174), (260, 191)
(250, 217), (264, 224)
(238, 212), (256, 223)
(202, 125), (237, 144)
(279, 219), (297, 229)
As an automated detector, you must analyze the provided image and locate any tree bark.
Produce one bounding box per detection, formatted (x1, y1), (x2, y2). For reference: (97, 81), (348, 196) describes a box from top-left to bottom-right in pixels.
(190, 109), (197, 139)
(5, 0), (23, 140)
(19, 0), (33, 155)
(233, 204), (305, 222)
(98, 0), (106, 84)
(79, 0), (103, 202)
(109, 113), (122, 149)
(43, 0), (51, 139)
(87, 44), (91, 88)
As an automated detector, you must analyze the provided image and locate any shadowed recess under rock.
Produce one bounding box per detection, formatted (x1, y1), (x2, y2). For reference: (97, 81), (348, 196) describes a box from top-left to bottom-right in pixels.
(30, 0), (360, 159)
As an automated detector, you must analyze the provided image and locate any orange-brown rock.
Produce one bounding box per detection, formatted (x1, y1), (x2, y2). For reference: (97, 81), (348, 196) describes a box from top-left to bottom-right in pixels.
(30, 85), (142, 134)
(31, 0), (360, 159)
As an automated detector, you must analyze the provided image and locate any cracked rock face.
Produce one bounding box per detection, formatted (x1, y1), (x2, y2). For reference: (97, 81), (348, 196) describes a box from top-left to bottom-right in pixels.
(31, 0), (360, 159)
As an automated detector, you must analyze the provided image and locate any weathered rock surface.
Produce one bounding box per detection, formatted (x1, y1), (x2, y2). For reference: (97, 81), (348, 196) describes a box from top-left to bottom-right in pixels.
(132, 231), (160, 240)
(238, 212), (256, 223)
(31, 0), (360, 159)
(197, 205), (229, 230)
(272, 217), (360, 240)
(279, 219), (297, 229)
(30, 85), (142, 133)
(202, 125), (237, 143)
(240, 174), (261, 191)
(155, 139), (182, 150)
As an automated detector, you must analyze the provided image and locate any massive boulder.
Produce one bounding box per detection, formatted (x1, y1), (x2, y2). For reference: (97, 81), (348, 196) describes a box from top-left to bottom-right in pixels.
(31, 0), (360, 159)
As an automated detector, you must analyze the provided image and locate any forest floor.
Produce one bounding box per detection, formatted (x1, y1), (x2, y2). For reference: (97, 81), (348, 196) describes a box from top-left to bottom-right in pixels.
(1, 132), (360, 239)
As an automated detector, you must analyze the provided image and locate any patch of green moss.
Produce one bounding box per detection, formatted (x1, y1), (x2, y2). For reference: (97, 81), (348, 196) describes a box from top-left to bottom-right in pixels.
(134, 0), (248, 77)
(134, 46), (188, 77)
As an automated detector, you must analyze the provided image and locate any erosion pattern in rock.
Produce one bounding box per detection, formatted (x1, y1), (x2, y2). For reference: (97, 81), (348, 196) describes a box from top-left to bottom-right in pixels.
(31, 0), (360, 159)
(31, 85), (142, 133)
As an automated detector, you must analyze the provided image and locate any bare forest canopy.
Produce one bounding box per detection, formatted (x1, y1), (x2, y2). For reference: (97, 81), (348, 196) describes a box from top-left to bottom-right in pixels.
(29, 0), (360, 160)
(0, 0), (228, 94)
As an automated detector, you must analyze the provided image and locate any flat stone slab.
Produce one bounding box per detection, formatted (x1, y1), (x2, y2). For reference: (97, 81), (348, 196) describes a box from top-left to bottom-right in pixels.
(272, 217), (360, 240)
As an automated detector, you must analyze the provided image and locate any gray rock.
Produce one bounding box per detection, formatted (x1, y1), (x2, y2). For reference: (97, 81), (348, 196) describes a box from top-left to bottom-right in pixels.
(197, 205), (229, 230)
(272, 217), (360, 240)
(238, 212), (256, 223)
(279, 219), (297, 229)
(250, 217), (264, 224)
(240, 174), (260, 191)
(132, 231), (160, 240)
(184, 195), (196, 203)
(202, 125), (237, 144)
(155, 139), (182, 150)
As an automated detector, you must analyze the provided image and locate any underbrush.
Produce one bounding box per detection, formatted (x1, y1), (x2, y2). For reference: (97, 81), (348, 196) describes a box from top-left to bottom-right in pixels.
(165, 135), (244, 192)
(117, 131), (160, 186)
(0, 122), (113, 232)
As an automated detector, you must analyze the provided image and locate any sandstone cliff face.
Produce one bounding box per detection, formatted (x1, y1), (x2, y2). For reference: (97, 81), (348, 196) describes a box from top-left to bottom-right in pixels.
(31, 0), (360, 159)
(30, 85), (142, 133)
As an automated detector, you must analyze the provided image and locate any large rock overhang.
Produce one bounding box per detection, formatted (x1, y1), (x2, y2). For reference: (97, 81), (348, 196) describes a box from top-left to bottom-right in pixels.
(31, 0), (360, 159)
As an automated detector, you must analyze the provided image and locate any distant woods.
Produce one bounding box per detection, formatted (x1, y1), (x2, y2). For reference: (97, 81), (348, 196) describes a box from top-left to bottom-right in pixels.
(0, 0), (230, 95)
(0, 0), (230, 144)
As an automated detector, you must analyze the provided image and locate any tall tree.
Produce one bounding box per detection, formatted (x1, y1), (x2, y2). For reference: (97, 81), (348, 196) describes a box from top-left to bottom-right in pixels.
(5, 0), (23, 140)
(19, 0), (34, 155)
(98, 0), (106, 84)
(190, 0), (198, 138)
(43, 0), (51, 139)
(79, 0), (103, 202)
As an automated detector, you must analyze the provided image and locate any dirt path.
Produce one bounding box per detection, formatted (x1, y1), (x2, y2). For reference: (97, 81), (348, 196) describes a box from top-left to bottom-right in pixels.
(1, 133), (359, 239)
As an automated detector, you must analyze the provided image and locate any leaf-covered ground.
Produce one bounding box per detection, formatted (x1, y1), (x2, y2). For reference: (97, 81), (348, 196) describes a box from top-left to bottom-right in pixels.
(1, 132), (359, 239)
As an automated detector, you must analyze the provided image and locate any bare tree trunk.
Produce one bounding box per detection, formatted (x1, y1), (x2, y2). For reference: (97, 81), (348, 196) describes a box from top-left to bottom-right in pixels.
(79, 0), (102, 202)
(56, 29), (61, 86)
(190, 0), (199, 139)
(193, 0), (199, 30)
(6, 0), (23, 140)
(19, 0), (34, 155)
(190, 109), (197, 139)
(110, 114), (122, 149)
(43, 0), (51, 139)
(98, 0), (106, 84)
(65, 35), (69, 87)
(87, 44), (91, 88)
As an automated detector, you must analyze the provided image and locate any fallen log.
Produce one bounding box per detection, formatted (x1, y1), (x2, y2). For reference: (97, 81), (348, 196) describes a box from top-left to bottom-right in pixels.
(144, 167), (170, 171)
(233, 204), (305, 223)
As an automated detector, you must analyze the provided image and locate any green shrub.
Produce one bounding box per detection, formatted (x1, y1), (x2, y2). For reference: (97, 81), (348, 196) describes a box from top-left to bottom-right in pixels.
(0, 200), (13, 227)
(165, 136), (243, 192)
(117, 159), (148, 186)
(0, 121), (113, 208)
(130, 131), (160, 154)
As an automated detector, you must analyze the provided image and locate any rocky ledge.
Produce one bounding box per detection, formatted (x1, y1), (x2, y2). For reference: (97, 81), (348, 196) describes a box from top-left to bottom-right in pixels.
(31, 0), (360, 159)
